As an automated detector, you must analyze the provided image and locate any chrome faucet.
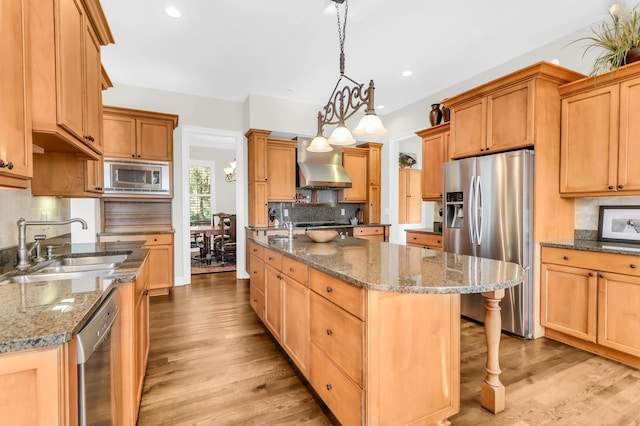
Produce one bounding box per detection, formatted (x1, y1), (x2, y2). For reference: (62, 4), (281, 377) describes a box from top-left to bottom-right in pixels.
(16, 217), (88, 269)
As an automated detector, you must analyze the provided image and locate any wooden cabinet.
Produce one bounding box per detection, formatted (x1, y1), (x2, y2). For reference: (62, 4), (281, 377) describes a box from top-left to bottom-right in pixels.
(559, 63), (640, 196)
(281, 257), (310, 376)
(0, 343), (76, 425)
(0, 0), (32, 189)
(353, 225), (386, 242)
(32, 151), (104, 197)
(264, 249), (283, 340)
(341, 147), (368, 202)
(116, 256), (150, 425)
(248, 240), (266, 321)
(29, 0), (113, 159)
(246, 129), (271, 227)
(267, 139), (296, 201)
(99, 233), (174, 296)
(406, 231), (442, 250)
(398, 168), (422, 224)
(359, 142), (382, 224)
(103, 106), (178, 161)
(541, 246), (640, 367)
(416, 123), (449, 201)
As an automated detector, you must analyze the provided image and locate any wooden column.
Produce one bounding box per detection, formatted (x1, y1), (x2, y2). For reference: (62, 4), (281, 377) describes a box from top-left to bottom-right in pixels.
(481, 289), (506, 414)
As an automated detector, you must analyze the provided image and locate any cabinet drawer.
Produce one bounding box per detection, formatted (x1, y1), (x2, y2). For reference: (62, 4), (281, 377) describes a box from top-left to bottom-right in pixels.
(143, 234), (172, 246)
(542, 247), (640, 277)
(282, 256), (308, 286)
(250, 283), (265, 321)
(248, 240), (264, 260)
(310, 344), (363, 426)
(249, 255), (265, 292)
(353, 226), (383, 236)
(406, 232), (442, 248)
(99, 233), (172, 246)
(310, 268), (364, 320)
(310, 293), (363, 386)
(263, 249), (282, 270)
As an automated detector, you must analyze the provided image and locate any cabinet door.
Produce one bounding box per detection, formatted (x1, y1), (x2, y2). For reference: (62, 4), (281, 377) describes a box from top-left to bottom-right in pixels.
(247, 129), (268, 182)
(0, 0), (32, 182)
(367, 143), (382, 186)
(597, 272), (640, 357)
(486, 81), (534, 153)
(541, 263), (597, 342)
(248, 181), (268, 227)
(267, 141), (296, 201)
(134, 288), (149, 414)
(57, 0), (85, 141)
(560, 85), (619, 194)
(84, 25), (102, 153)
(264, 264), (282, 341)
(137, 118), (173, 161)
(146, 244), (173, 290)
(84, 158), (103, 193)
(450, 98), (486, 159)
(282, 276), (309, 377)
(103, 114), (137, 158)
(367, 184), (381, 224)
(406, 169), (422, 223)
(617, 76), (640, 192)
(399, 169), (408, 223)
(422, 132), (445, 200)
(342, 149), (368, 202)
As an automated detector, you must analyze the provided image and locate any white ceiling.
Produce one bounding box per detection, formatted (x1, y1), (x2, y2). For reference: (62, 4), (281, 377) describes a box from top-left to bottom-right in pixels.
(100, 0), (613, 115)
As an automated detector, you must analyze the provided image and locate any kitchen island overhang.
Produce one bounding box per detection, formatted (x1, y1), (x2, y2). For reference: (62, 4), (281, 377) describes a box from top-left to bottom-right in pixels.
(248, 234), (523, 424)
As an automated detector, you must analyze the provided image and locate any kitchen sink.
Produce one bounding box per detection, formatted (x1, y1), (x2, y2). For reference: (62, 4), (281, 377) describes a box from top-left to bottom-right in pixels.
(60, 253), (129, 266)
(4, 268), (116, 284)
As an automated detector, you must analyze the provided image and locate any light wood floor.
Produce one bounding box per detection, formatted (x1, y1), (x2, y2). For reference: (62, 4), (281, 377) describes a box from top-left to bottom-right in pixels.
(137, 273), (640, 425)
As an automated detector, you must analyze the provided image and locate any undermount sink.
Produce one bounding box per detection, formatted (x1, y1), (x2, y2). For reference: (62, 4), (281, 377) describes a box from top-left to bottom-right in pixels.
(60, 254), (129, 266)
(4, 268), (116, 284)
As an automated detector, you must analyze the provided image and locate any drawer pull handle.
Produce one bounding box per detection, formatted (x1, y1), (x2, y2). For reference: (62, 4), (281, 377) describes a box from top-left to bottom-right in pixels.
(326, 384), (332, 391)
(631, 264), (637, 269)
(588, 272), (594, 277)
(289, 267), (295, 272)
(326, 329), (333, 336)
(563, 256), (569, 261)
(599, 273), (605, 278)
(326, 286), (333, 293)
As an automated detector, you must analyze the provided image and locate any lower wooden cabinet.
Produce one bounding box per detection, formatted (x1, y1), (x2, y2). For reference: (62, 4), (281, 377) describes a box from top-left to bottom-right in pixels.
(406, 231), (443, 250)
(541, 246), (640, 367)
(353, 225), (386, 242)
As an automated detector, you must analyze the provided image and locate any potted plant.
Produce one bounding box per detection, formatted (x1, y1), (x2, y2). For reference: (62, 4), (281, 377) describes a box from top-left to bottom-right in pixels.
(577, 3), (640, 75)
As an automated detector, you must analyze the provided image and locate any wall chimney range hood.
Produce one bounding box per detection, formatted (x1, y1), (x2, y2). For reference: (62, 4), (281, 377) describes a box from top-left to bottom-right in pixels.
(296, 138), (352, 189)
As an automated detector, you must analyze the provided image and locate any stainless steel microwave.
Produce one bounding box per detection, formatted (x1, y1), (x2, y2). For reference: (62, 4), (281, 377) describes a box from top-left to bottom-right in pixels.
(103, 159), (171, 195)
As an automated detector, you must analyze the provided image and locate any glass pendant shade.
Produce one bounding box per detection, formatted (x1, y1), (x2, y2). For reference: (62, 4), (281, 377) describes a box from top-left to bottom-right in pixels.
(353, 113), (388, 136)
(327, 125), (356, 145)
(307, 135), (333, 152)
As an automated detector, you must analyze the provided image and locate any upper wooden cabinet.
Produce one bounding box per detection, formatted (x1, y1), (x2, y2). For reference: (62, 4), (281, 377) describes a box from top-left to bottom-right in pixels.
(103, 106), (178, 161)
(444, 62), (583, 159)
(341, 147), (368, 203)
(399, 168), (422, 224)
(0, 0), (32, 189)
(416, 123), (449, 201)
(559, 62), (640, 196)
(358, 142), (382, 224)
(29, 0), (113, 159)
(266, 138), (296, 202)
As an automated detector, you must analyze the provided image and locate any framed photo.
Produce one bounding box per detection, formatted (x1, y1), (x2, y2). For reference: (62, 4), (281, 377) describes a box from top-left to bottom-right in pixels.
(597, 205), (640, 244)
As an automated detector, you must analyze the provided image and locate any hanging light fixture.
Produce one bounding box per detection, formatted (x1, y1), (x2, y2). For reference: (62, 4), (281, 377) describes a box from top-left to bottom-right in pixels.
(308, 0), (387, 152)
(224, 159), (236, 182)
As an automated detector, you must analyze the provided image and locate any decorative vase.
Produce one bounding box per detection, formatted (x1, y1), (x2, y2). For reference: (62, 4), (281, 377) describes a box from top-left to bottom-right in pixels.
(625, 47), (640, 65)
(441, 106), (450, 123)
(429, 104), (442, 126)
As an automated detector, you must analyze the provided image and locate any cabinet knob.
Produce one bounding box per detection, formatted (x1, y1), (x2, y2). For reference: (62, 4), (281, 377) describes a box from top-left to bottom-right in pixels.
(0, 160), (13, 170)
(268, 257), (273, 261)
(563, 256), (569, 260)
(599, 273), (605, 278)
(253, 299), (257, 303)
(289, 267), (295, 272)
(437, 240), (441, 244)
(608, 185), (614, 190)
(253, 270), (257, 275)
(618, 185), (624, 189)
(326, 384), (332, 391)
(131, 154), (135, 158)
(326, 329), (333, 336)
(588, 272), (594, 277)
(137, 155), (141, 158)
(253, 248), (258, 252)
(631, 264), (637, 269)
(413, 237), (417, 240)
(326, 286), (333, 293)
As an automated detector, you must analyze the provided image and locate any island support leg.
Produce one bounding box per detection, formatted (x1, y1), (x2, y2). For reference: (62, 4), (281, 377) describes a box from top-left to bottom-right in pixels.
(480, 289), (505, 414)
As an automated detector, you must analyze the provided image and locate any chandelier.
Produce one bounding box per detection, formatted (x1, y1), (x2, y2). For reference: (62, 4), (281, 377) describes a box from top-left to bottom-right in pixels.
(224, 159), (236, 182)
(307, 0), (387, 153)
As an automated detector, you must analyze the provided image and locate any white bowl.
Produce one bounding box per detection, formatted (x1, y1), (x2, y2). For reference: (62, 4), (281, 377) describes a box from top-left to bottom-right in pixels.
(306, 229), (338, 243)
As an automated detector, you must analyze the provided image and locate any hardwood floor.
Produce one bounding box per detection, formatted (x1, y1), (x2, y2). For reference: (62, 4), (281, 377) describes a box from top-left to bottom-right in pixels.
(138, 273), (640, 425)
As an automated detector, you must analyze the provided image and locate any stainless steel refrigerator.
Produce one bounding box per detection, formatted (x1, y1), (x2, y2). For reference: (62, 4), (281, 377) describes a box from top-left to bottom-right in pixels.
(443, 149), (533, 338)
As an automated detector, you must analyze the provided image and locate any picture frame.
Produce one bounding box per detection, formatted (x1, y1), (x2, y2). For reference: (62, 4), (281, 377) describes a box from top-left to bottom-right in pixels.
(597, 205), (640, 244)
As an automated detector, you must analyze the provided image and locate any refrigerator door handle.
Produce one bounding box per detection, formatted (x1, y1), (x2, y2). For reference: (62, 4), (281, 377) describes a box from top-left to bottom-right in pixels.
(476, 176), (483, 245)
(469, 176), (476, 244)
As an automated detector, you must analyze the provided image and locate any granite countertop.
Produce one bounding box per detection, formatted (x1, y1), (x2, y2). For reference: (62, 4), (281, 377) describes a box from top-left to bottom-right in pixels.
(405, 228), (442, 235)
(250, 235), (523, 295)
(541, 239), (640, 256)
(247, 223), (391, 232)
(0, 241), (147, 354)
(98, 229), (175, 236)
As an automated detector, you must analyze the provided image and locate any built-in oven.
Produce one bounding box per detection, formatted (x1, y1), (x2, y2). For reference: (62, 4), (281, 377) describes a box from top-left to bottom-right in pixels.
(77, 289), (119, 426)
(104, 158), (171, 195)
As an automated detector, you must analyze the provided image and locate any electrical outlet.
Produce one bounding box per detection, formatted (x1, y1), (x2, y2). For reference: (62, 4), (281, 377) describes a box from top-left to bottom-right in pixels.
(284, 209), (289, 217)
(341, 209), (345, 215)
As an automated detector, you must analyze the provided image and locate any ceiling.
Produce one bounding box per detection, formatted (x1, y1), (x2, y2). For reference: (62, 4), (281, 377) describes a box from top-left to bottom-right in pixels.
(100, 0), (613, 115)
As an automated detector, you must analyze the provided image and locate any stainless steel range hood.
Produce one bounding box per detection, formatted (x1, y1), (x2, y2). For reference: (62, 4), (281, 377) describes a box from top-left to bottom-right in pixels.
(296, 138), (352, 189)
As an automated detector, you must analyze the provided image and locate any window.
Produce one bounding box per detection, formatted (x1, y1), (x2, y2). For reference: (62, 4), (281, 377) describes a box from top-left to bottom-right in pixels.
(189, 161), (215, 226)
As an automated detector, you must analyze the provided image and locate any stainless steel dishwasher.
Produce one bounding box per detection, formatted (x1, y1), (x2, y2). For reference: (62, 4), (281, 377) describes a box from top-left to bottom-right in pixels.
(77, 289), (119, 426)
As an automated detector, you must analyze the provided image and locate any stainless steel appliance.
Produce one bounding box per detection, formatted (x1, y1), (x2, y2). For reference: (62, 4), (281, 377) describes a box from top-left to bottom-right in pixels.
(443, 149), (533, 338)
(104, 158), (171, 195)
(77, 290), (119, 426)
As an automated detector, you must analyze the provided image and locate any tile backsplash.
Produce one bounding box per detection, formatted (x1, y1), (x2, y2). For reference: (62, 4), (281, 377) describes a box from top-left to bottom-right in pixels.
(0, 189), (71, 249)
(575, 196), (640, 231)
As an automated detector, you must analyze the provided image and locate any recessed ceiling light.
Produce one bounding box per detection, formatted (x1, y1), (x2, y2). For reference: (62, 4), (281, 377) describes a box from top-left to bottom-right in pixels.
(376, 105), (385, 110)
(165, 7), (181, 18)
(401, 70), (412, 77)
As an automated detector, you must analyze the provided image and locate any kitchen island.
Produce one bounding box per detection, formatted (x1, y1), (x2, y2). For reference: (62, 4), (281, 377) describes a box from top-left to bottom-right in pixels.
(247, 234), (523, 425)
